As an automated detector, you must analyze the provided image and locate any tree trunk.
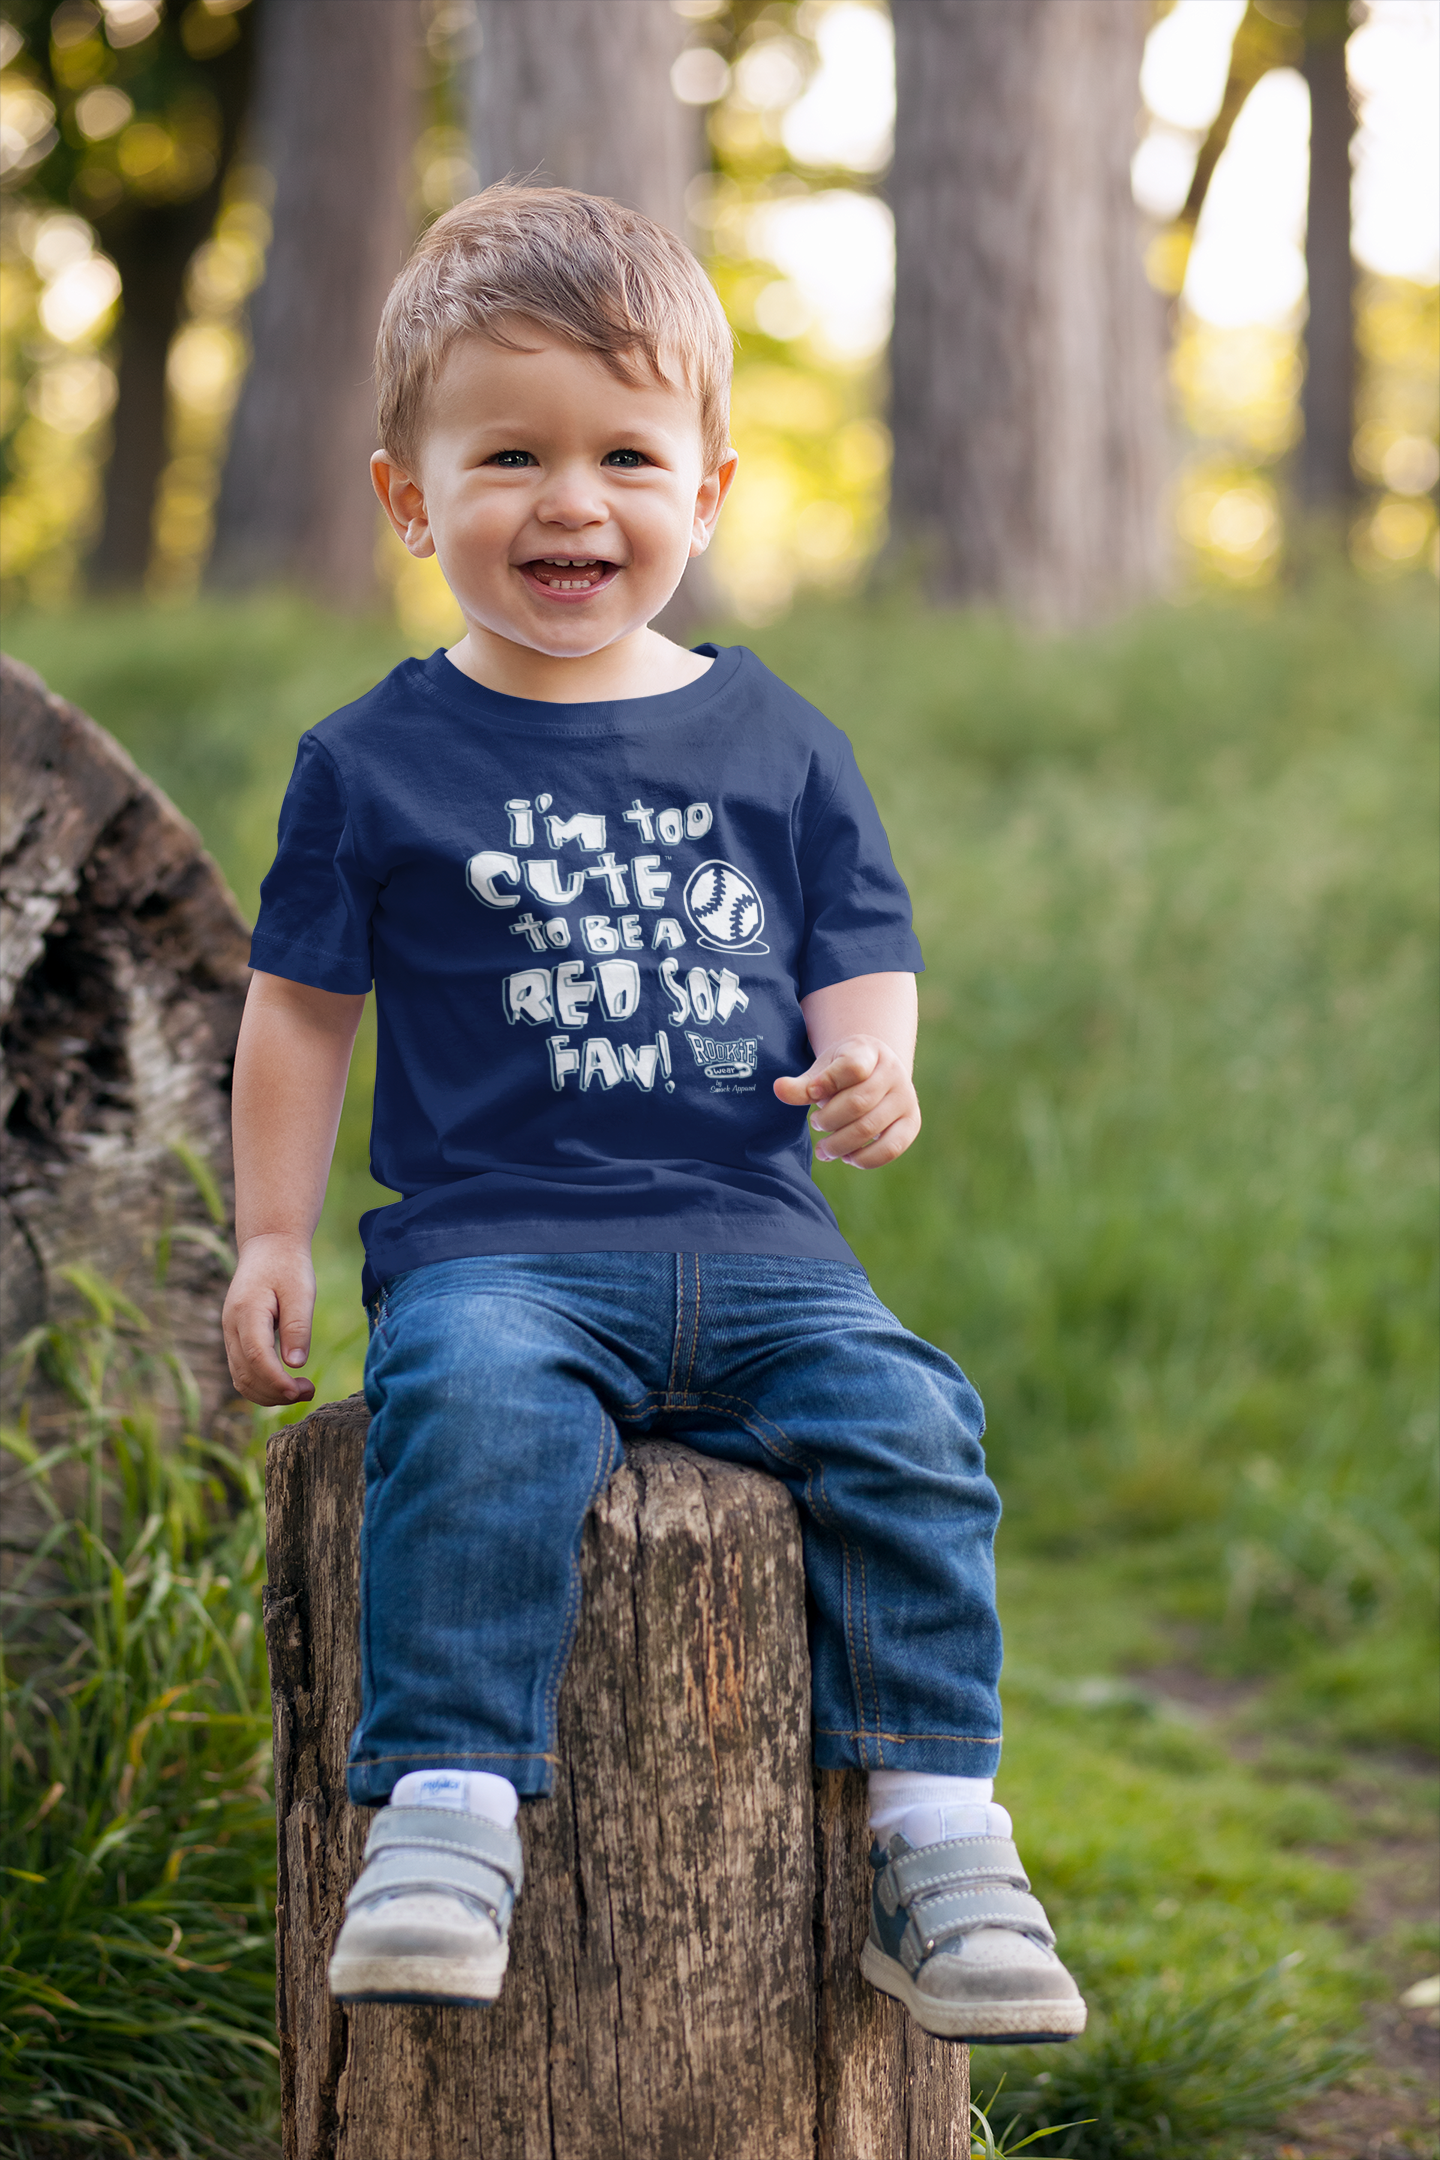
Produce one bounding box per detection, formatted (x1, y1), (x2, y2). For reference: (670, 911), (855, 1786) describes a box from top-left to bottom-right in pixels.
(85, 15), (255, 591)
(88, 229), (197, 591)
(0, 655), (249, 1426)
(470, 0), (694, 233)
(467, 0), (715, 637)
(889, 0), (1164, 628)
(265, 1400), (970, 2159)
(1300, 9), (1357, 509)
(208, 0), (421, 608)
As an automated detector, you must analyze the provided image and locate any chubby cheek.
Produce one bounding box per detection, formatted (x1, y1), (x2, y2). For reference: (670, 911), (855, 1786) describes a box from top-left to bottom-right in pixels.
(432, 504), (517, 588)
(633, 494), (701, 576)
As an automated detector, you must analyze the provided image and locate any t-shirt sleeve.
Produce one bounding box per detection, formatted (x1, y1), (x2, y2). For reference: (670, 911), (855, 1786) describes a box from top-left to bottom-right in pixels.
(248, 734), (376, 994)
(794, 739), (924, 996)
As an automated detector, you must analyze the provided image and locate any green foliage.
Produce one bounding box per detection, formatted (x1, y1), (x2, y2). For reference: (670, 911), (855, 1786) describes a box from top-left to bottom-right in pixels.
(3, 576), (1435, 2152)
(767, 574), (1439, 1750)
(0, 0), (256, 589)
(961, 1663), (1414, 2160)
(973, 1964), (1354, 2159)
(970, 2083), (1095, 2157)
(1, 1280), (278, 2158)
(1, 0), (252, 240)
(7, 576), (1437, 1749)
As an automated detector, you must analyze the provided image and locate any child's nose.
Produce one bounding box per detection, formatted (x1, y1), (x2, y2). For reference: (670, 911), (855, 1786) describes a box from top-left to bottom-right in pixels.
(535, 465), (609, 529)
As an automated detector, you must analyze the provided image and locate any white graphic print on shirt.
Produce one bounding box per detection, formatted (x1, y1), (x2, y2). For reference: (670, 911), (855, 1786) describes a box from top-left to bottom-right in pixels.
(466, 794), (767, 1096)
(682, 861), (768, 955)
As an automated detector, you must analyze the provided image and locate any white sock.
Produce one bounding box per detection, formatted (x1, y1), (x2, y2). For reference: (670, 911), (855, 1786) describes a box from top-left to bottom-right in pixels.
(867, 1770), (1011, 1849)
(390, 1768), (519, 1828)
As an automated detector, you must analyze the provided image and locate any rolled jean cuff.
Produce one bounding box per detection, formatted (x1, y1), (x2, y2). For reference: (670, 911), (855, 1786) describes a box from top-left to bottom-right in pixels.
(347, 1747), (559, 1806)
(813, 1731), (1003, 1778)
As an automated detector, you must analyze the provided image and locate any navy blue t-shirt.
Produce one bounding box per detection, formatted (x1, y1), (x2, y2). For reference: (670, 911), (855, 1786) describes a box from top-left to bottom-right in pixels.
(250, 644), (923, 1299)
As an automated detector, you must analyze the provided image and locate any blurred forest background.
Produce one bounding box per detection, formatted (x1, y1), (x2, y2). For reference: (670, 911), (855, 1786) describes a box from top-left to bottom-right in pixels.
(1, 0), (1436, 613)
(1, 3), (1436, 2158)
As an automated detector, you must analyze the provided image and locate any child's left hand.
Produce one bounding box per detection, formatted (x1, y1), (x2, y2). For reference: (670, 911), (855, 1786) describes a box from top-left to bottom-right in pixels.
(774, 1035), (922, 1168)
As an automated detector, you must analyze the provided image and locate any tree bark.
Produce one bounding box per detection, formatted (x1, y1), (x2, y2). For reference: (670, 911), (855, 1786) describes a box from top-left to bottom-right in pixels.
(208, 0), (422, 608)
(0, 655), (249, 1423)
(85, 14), (255, 591)
(265, 1400), (970, 2159)
(467, 0), (715, 637)
(470, 0), (695, 233)
(889, 0), (1164, 628)
(1300, 9), (1357, 509)
(88, 227), (198, 591)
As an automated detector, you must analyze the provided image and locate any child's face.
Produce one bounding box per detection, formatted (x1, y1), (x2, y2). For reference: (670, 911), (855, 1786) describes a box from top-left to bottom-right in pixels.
(374, 329), (735, 660)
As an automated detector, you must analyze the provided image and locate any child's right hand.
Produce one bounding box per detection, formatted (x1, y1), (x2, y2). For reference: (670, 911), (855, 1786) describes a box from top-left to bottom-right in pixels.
(223, 1232), (318, 1406)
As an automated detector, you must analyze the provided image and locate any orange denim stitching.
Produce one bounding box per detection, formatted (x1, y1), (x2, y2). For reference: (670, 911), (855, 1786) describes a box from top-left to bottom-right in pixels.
(666, 1254), (686, 1396)
(856, 1547), (884, 1766)
(815, 1729), (1003, 1745)
(685, 1251), (701, 1396)
(360, 1749), (561, 1767)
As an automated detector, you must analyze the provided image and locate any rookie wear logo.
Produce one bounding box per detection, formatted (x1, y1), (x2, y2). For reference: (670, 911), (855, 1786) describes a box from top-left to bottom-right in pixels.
(686, 1034), (759, 1080)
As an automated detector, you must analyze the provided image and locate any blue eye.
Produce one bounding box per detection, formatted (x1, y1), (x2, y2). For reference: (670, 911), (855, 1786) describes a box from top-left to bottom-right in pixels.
(604, 448), (647, 468)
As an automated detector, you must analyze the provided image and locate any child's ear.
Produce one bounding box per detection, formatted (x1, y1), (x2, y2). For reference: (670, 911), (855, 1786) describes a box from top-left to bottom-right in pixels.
(690, 449), (739, 557)
(372, 450), (435, 558)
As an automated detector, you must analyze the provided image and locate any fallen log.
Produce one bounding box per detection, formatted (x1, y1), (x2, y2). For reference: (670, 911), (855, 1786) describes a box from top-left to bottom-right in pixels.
(0, 653), (249, 1423)
(265, 1396), (971, 2158)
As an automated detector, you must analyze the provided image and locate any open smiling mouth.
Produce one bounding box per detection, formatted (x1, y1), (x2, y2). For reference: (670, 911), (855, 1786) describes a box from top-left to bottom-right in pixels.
(520, 557), (621, 595)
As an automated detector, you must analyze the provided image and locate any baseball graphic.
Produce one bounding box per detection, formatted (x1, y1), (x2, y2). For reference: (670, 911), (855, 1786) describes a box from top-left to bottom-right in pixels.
(683, 860), (769, 954)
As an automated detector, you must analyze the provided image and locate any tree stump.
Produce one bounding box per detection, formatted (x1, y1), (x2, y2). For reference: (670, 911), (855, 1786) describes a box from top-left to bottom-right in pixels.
(0, 654), (249, 1419)
(265, 1397), (971, 2158)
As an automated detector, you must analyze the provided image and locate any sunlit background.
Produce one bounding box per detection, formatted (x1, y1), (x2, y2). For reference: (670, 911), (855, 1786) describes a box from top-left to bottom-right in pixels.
(1, 25), (1436, 2147)
(1, 0), (1436, 623)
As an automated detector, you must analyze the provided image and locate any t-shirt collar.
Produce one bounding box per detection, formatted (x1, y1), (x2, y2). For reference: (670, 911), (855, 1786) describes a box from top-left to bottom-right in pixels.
(415, 643), (747, 739)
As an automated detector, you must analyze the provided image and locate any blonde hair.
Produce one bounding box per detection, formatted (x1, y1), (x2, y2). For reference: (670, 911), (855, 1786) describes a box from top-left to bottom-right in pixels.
(376, 184), (734, 473)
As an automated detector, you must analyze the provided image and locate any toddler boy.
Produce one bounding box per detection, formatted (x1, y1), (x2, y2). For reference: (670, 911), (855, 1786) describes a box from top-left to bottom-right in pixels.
(224, 185), (1085, 2045)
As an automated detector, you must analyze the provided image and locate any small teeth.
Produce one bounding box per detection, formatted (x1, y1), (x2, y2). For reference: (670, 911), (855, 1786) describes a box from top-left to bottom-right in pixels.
(529, 557), (613, 592)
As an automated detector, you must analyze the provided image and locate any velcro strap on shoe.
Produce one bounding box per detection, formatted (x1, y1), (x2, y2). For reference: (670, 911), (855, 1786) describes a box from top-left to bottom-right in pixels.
(346, 1843), (517, 1925)
(889, 1837), (1030, 1904)
(904, 1882), (1056, 1963)
(365, 1807), (523, 1893)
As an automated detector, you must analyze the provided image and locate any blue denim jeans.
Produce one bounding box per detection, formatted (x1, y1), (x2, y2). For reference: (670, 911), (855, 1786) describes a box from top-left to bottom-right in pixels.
(347, 1252), (1003, 1804)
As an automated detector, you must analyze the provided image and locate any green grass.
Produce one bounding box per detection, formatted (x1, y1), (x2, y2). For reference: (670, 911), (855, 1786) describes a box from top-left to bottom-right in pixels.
(970, 1964), (1353, 2158)
(5, 572), (1437, 2154)
(10, 575), (1433, 1749)
(778, 577), (1439, 1756)
(1, 1276), (281, 2157)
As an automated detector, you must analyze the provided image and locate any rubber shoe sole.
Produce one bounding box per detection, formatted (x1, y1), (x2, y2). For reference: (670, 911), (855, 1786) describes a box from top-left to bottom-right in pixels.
(328, 1941), (507, 2006)
(860, 1937), (1087, 2044)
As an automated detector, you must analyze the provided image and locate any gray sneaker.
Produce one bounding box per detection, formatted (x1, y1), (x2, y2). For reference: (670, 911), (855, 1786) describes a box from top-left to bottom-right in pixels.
(860, 1831), (1087, 2043)
(327, 1806), (523, 2006)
